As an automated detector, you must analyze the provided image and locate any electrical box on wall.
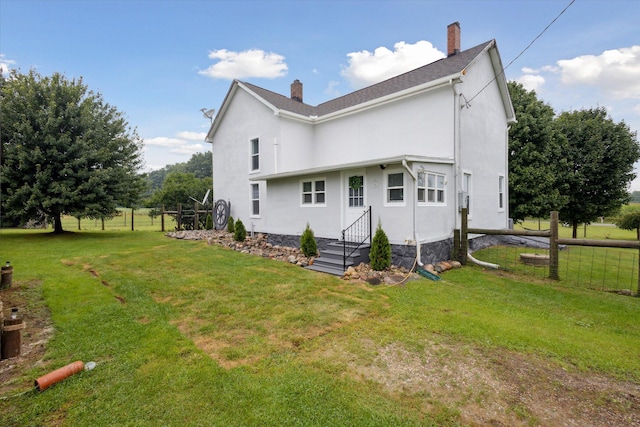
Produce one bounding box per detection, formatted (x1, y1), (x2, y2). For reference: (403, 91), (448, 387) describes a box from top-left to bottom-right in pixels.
(458, 192), (469, 211)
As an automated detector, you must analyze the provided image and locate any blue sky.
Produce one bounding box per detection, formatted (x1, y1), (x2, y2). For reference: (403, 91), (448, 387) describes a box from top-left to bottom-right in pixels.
(2, 0), (639, 187)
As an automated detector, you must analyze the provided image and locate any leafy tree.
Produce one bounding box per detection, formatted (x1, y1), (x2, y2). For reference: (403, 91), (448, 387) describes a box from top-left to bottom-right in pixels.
(507, 82), (567, 222)
(227, 216), (235, 233)
(369, 222), (391, 271)
(630, 191), (640, 204)
(0, 70), (145, 233)
(615, 205), (640, 239)
(555, 107), (640, 237)
(183, 152), (212, 179)
(300, 223), (318, 257)
(234, 219), (246, 242)
(145, 151), (212, 194)
(146, 171), (212, 208)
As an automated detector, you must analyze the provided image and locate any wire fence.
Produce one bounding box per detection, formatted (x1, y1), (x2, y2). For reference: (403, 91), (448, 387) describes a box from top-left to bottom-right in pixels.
(472, 244), (639, 295)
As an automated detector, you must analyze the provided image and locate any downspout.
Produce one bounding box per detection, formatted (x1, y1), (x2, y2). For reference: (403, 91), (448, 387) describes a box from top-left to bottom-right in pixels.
(402, 159), (422, 267)
(273, 136), (278, 174)
(451, 78), (463, 230)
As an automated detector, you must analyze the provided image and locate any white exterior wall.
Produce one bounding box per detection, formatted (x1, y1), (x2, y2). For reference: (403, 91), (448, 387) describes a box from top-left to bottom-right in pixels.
(457, 53), (510, 230)
(313, 87), (454, 167)
(212, 89), (279, 229)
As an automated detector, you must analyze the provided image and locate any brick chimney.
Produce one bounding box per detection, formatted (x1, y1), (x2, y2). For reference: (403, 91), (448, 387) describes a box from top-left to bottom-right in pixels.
(291, 79), (303, 102)
(447, 22), (460, 57)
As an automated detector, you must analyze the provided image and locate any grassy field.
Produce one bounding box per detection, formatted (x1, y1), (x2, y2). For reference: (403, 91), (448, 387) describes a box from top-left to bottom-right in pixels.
(57, 208), (176, 232)
(1, 230), (639, 426)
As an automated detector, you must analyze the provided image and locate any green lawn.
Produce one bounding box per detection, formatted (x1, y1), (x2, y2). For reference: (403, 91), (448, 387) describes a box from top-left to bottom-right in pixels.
(1, 230), (639, 426)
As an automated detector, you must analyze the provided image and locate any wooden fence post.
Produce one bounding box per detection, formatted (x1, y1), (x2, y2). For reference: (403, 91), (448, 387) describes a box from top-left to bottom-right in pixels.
(194, 202), (199, 231)
(177, 204), (182, 231)
(453, 229), (460, 261)
(131, 208), (135, 231)
(637, 247), (640, 296)
(549, 211), (559, 280)
(161, 205), (165, 232)
(460, 208), (468, 265)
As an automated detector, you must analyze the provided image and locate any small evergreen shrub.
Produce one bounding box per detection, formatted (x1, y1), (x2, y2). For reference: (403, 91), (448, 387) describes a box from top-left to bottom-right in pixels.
(227, 216), (235, 233)
(205, 214), (213, 230)
(233, 219), (246, 242)
(369, 222), (391, 271)
(300, 223), (318, 257)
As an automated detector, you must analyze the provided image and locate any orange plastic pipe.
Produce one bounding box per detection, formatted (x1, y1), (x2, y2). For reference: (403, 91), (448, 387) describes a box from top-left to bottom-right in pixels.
(34, 361), (84, 391)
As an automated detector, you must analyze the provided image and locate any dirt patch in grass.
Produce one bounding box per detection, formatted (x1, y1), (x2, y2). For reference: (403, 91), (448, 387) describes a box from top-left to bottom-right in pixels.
(340, 340), (640, 426)
(0, 280), (54, 396)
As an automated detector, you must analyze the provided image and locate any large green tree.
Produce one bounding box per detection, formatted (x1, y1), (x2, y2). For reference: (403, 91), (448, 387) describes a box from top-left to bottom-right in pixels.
(0, 70), (145, 233)
(147, 171), (212, 208)
(555, 107), (639, 237)
(145, 151), (212, 193)
(507, 82), (566, 222)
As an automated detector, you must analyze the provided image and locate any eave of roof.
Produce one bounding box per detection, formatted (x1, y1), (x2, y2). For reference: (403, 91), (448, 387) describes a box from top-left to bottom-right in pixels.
(250, 155), (454, 182)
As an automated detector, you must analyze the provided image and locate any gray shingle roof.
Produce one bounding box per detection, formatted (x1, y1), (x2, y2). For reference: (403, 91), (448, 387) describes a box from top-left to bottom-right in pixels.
(241, 40), (493, 118)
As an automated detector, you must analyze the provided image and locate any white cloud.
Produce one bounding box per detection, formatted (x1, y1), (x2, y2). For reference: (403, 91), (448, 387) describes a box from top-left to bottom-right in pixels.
(341, 40), (445, 89)
(517, 74), (546, 92)
(0, 54), (16, 76)
(557, 46), (640, 99)
(198, 48), (288, 79)
(633, 104), (640, 116)
(144, 136), (185, 148)
(144, 133), (205, 155)
(176, 131), (207, 141)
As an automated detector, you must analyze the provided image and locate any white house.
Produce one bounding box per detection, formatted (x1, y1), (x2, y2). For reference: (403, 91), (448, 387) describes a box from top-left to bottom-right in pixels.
(206, 23), (516, 272)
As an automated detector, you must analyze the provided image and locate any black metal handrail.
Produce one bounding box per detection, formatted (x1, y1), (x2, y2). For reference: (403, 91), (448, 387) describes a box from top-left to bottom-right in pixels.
(341, 206), (372, 271)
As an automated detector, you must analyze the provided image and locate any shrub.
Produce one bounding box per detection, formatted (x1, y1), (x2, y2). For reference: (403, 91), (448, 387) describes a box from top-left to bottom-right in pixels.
(369, 222), (391, 271)
(234, 219), (246, 242)
(205, 214), (213, 230)
(227, 216), (235, 233)
(300, 223), (318, 257)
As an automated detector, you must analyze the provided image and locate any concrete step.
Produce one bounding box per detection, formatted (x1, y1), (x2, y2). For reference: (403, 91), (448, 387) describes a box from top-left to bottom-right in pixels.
(306, 263), (346, 276)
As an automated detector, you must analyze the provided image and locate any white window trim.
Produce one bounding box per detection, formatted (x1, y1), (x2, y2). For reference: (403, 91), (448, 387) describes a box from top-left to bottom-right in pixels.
(250, 183), (261, 218)
(498, 174), (505, 212)
(418, 171), (447, 206)
(384, 169), (406, 207)
(249, 137), (260, 174)
(300, 177), (327, 207)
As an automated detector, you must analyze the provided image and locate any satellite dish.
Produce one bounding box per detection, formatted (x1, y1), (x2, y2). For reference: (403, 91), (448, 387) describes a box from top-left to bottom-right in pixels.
(189, 189), (211, 205)
(200, 108), (216, 121)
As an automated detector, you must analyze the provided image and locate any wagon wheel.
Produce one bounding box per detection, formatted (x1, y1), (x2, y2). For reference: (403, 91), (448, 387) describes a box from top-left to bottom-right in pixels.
(214, 199), (230, 230)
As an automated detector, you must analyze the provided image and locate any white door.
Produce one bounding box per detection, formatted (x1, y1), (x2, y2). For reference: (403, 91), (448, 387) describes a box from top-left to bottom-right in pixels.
(343, 171), (368, 242)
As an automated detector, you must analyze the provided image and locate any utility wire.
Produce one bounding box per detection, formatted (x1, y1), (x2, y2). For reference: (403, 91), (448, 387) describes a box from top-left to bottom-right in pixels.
(465, 0), (576, 106)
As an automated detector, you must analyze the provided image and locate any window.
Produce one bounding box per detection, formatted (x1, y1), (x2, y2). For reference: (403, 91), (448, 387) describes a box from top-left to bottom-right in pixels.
(498, 175), (505, 210)
(348, 175), (364, 207)
(301, 179), (326, 206)
(251, 183), (260, 216)
(250, 138), (259, 171)
(418, 172), (445, 204)
(386, 172), (404, 203)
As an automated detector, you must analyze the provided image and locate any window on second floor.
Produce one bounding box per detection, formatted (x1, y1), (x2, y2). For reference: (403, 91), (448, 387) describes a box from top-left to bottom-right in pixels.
(250, 138), (259, 171)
